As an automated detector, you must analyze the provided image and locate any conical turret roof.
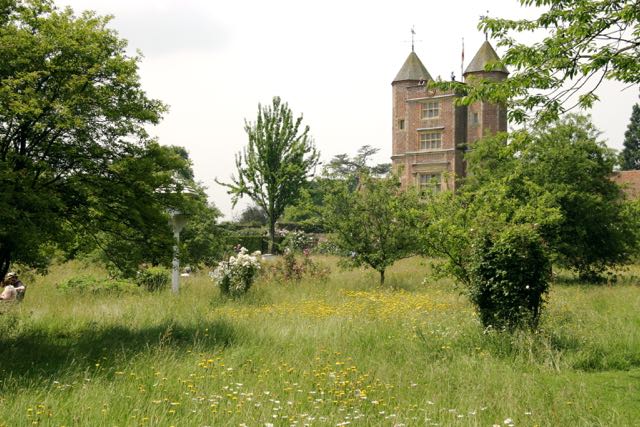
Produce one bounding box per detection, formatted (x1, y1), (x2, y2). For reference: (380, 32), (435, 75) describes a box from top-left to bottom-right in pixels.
(393, 51), (432, 83)
(464, 41), (508, 76)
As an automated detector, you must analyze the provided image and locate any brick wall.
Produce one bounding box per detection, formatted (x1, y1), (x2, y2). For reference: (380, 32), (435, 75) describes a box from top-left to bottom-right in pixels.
(611, 170), (640, 199)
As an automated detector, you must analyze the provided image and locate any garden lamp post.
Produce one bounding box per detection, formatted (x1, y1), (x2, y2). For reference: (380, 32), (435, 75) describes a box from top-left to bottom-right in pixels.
(168, 209), (188, 294)
(160, 176), (198, 295)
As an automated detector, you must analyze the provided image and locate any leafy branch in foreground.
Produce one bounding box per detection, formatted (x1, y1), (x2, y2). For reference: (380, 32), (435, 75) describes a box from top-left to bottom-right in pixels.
(435, 0), (639, 124)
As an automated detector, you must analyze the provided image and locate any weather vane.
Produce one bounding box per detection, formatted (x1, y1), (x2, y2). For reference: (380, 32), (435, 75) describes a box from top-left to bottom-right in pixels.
(481, 10), (490, 40)
(404, 26), (422, 52)
(411, 26), (416, 52)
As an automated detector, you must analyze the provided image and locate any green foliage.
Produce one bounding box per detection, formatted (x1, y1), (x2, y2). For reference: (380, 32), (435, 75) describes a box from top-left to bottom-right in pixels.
(324, 174), (420, 285)
(282, 145), (390, 232)
(218, 97), (319, 253)
(469, 225), (551, 331)
(323, 145), (391, 186)
(434, 0), (640, 124)
(416, 174), (559, 330)
(0, 0), (193, 278)
(280, 229), (316, 252)
(56, 275), (142, 296)
(281, 184), (326, 231)
(237, 204), (268, 226)
(232, 235), (264, 253)
(620, 101), (640, 170)
(466, 115), (640, 280)
(262, 250), (330, 283)
(135, 266), (170, 292)
(314, 239), (346, 256)
(179, 202), (227, 268)
(75, 146), (202, 278)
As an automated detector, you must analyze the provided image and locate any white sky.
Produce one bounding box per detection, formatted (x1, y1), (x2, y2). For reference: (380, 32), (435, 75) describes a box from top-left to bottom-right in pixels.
(62, 0), (640, 219)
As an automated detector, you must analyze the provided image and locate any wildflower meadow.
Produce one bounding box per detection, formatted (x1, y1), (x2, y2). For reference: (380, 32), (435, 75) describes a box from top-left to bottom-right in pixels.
(0, 257), (638, 426)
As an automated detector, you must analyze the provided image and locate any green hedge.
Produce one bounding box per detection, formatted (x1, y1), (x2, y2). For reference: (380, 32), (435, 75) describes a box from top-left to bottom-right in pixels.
(226, 235), (285, 254)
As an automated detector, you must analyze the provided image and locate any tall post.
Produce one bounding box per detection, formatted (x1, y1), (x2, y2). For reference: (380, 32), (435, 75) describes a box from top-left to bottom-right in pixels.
(172, 229), (180, 294)
(169, 210), (187, 295)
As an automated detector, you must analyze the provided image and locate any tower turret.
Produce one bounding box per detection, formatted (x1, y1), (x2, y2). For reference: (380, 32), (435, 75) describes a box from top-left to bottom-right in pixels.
(463, 40), (508, 82)
(391, 49), (465, 192)
(391, 51), (433, 187)
(393, 51), (432, 84)
(463, 41), (509, 143)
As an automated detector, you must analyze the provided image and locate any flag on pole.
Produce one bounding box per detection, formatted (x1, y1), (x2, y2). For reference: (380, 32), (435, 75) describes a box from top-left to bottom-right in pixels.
(461, 37), (465, 79)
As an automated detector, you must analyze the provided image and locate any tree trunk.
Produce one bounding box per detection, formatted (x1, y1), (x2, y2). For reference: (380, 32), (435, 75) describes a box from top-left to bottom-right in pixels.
(379, 269), (385, 286)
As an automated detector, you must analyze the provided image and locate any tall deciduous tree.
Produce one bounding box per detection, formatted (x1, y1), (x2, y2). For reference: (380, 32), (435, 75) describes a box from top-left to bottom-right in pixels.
(620, 101), (640, 170)
(323, 145), (391, 182)
(323, 175), (420, 285)
(0, 0), (189, 278)
(219, 96), (319, 253)
(438, 0), (639, 124)
(465, 115), (640, 281)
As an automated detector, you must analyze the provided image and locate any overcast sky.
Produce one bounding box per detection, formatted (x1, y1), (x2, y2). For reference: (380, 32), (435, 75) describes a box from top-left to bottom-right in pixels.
(62, 0), (639, 219)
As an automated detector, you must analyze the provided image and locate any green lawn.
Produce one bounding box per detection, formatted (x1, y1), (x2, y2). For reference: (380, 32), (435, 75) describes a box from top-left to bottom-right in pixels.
(0, 257), (639, 426)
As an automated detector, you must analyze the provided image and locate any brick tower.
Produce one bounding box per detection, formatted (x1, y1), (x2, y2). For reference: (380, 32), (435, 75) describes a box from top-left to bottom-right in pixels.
(463, 40), (509, 147)
(391, 41), (508, 191)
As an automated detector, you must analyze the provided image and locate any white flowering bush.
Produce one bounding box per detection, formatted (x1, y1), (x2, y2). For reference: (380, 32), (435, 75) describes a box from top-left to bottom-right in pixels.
(281, 230), (315, 252)
(210, 247), (261, 296)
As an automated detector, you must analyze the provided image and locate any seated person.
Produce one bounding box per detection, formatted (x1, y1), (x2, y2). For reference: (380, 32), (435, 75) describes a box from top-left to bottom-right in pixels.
(1, 272), (26, 301)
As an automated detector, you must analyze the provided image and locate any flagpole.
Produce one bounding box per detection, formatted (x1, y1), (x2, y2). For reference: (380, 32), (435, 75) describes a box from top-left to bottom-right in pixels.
(461, 37), (465, 81)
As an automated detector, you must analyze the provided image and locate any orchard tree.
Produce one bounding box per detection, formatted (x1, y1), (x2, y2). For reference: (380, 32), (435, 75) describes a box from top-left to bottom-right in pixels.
(438, 0), (640, 124)
(620, 101), (640, 170)
(323, 174), (420, 285)
(219, 97), (319, 253)
(0, 0), (191, 278)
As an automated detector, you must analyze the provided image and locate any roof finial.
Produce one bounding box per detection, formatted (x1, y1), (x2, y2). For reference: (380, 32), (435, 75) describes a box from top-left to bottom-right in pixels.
(411, 26), (416, 52)
(483, 10), (490, 41)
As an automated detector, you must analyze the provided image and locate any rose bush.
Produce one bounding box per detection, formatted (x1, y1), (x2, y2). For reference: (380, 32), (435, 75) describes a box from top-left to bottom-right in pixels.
(210, 247), (261, 297)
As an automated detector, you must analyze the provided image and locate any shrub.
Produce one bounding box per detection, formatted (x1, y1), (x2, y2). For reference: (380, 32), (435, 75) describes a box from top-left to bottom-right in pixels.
(468, 226), (551, 331)
(314, 238), (345, 256)
(135, 266), (170, 292)
(233, 234), (265, 253)
(57, 276), (142, 296)
(280, 230), (316, 252)
(263, 249), (330, 283)
(210, 247), (261, 297)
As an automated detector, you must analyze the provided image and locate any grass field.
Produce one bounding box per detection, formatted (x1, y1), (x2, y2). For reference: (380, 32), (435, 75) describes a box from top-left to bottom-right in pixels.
(0, 256), (639, 426)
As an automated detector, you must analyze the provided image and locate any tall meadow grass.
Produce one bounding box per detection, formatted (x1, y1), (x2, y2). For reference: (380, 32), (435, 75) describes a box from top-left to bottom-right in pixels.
(0, 257), (638, 426)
